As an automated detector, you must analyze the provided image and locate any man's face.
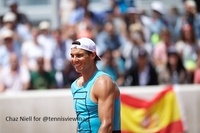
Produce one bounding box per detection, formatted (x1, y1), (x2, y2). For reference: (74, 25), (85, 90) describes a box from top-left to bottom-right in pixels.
(137, 55), (147, 67)
(5, 22), (15, 29)
(4, 37), (13, 46)
(10, 4), (18, 13)
(185, 3), (196, 15)
(53, 31), (61, 43)
(70, 48), (94, 73)
(10, 53), (18, 70)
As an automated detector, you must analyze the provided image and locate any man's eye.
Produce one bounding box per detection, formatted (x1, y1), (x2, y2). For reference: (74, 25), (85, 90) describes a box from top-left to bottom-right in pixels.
(76, 54), (84, 58)
(71, 54), (85, 58)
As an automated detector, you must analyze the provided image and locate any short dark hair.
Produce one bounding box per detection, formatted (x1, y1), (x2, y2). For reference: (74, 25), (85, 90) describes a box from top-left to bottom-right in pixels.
(72, 41), (81, 45)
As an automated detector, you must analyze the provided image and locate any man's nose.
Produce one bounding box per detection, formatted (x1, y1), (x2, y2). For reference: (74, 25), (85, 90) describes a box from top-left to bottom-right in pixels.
(72, 56), (79, 62)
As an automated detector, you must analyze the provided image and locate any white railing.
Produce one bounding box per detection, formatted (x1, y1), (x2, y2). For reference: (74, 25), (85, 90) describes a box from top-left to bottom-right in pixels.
(0, 85), (199, 133)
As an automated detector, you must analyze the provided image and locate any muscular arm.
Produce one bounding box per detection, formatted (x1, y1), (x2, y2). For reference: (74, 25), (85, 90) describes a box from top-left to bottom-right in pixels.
(93, 76), (119, 133)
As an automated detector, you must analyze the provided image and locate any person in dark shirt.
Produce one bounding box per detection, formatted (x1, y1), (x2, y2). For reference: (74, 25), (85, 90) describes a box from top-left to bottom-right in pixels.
(30, 57), (56, 90)
(124, 48), (158, 86)
(7, 0), (30, 26)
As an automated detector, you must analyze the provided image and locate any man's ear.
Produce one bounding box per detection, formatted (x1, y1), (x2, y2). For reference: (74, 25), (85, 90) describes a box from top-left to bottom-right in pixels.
(91, 52), (97, 60)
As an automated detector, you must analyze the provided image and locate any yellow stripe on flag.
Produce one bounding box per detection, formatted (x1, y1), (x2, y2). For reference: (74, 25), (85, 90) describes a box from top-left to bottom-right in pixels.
(121, 86), (184, 133)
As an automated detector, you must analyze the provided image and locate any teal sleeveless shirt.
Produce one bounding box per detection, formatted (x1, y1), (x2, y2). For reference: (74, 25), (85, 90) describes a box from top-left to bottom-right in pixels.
(71, 70), (121, 133)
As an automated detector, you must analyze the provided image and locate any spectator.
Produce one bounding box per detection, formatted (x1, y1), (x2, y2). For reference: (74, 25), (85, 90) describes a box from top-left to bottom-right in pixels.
(64, 25), (77, 60)
(124, 48), (158, 86)
(52, 29), (70, 71)
(69, 0), (106, 26)
(175, 0), (200, 41)
(30, 56), (56, 90)
(58, 28), (79, 87)
(68, 0), (89, 25)
(166, 7), (181, 41)
(158, 47), (188, 84)
(149, 1), (170, 45)
(96, 21), (125, 55)
(106, 1), (127, 37)
(167, 7), (180, 29)
(0, 29), (21, 69)
(124, 7), (151, 44)
(59, 0), (74, 24)
(77, 10), (104, 40)
(0, 53), (30, 92)
(7, 0), (30, 26)
(37, 21), (54, 71)
(51, 29), (71, 88)
(124, 7), (142, 29)
(21, 27), (44, 71)
(122, 23), (152, 71)
(97, 49), (125, 86)
(153, 28), (174, 71)
(175, 24), (199, 82)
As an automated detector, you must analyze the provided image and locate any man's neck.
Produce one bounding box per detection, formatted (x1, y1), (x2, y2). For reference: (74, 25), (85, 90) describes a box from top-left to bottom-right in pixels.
(81, 66), (98, 85)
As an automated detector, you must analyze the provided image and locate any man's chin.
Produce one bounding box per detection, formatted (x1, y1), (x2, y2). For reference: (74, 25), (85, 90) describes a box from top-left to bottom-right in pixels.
(75, 69), (82, 73)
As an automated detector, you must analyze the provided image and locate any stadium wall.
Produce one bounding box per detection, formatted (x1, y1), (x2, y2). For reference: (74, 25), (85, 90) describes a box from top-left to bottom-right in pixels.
(0, 85), (199, 133)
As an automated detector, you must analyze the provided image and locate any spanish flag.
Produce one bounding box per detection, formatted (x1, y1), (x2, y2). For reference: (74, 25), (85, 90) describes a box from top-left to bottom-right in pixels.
(121, 86), (184, 133)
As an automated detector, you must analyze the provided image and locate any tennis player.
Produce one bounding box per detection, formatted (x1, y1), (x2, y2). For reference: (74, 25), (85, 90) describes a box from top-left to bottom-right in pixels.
(70, 37), (121, 133)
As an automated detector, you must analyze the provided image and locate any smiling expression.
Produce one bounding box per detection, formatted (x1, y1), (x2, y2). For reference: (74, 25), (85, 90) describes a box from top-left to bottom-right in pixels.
(70, 48), (95, 73)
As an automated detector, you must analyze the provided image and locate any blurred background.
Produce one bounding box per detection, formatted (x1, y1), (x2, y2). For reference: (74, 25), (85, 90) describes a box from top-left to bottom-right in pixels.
(0, 0), (200, 91)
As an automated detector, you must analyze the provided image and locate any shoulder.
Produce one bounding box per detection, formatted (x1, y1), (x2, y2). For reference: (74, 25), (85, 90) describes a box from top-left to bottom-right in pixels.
(95, 75), (114, 87)
(93, 74), (119, 98)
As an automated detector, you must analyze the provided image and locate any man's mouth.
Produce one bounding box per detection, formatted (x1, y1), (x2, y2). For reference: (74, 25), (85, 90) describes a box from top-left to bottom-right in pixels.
(74, 64), (82, 70)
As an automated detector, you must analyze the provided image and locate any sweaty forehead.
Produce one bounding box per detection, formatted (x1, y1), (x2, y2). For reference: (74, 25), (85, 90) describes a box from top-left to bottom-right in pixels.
(71, 48), (87, 54)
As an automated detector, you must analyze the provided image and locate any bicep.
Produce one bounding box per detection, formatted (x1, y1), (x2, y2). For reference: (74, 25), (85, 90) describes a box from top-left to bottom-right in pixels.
(98, 91), (115, 123)
(96, 77), (116, 124)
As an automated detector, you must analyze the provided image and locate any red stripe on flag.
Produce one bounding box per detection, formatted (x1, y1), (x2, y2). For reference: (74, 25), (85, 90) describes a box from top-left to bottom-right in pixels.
(121, 86), (173, 108)
(158, 120), (184, 133)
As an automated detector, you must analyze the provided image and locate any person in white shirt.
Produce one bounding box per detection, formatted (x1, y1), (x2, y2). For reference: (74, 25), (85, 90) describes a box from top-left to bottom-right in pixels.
(21, 27), (44, 72)
(0, 29), (21, 69)
(37, 21), (54, 71)
(0, 53), (30, 92)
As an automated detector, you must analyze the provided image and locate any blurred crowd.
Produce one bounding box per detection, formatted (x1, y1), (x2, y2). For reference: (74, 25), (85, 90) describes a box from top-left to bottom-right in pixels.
(0, 0), (200, 92)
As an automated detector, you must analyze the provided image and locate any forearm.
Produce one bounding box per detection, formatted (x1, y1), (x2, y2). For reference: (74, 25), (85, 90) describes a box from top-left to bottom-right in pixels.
(98, 121), (113, 133)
